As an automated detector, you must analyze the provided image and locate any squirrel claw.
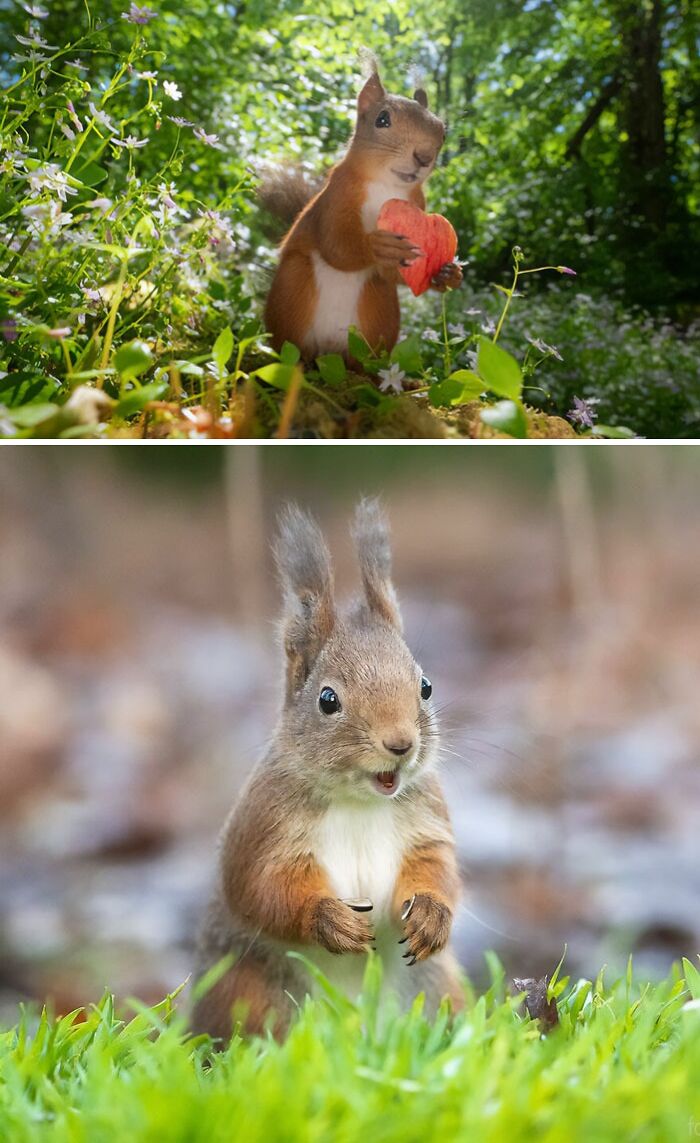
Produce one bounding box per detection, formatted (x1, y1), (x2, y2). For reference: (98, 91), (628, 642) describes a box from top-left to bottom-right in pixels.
(401, 895), (416, 921)
(342, 897), (374, 912)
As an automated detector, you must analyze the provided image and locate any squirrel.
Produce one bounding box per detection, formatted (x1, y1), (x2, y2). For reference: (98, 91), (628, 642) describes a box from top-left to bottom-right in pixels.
(191, 499), (463, 1041)
(262, 67), (463, 362)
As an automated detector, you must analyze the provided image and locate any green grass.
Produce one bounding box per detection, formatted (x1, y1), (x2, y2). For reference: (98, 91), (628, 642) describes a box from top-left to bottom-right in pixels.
(1, 955), (699, 1142)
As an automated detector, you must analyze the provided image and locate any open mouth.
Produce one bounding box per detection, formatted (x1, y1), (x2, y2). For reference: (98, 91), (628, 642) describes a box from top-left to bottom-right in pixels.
(391, 170), (419, 184)
(372, 770), (400, 796)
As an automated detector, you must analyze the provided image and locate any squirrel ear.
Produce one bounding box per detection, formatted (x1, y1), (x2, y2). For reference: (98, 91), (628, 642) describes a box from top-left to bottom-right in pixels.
(358, 71), (386, 115)
(413, 88), (429, 109)
(275, 505), (336, 700)
(351, 498), (402, 632)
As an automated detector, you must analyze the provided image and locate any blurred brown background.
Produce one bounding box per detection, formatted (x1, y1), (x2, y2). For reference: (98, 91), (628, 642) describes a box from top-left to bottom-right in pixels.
(1, 445), (699, 1023)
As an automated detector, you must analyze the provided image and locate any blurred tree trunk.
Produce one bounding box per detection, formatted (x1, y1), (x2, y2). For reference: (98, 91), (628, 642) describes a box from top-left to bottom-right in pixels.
(618, 0), (669, 230)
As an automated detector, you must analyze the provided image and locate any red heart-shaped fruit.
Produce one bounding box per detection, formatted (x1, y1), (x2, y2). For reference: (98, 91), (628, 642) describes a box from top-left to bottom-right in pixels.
(377, 199), (458, 296)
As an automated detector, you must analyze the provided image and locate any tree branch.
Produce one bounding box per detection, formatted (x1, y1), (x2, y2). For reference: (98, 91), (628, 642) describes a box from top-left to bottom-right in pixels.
(565, 73), (623, 160)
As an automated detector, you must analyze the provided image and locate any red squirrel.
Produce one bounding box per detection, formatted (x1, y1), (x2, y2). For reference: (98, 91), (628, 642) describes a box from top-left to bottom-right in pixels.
(191, 500), (463, 1042)
(263, 68), (463, 361)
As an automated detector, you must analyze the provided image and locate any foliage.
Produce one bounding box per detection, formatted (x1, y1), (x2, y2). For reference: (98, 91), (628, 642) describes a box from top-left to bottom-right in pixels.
(0, 956), (699, 1141)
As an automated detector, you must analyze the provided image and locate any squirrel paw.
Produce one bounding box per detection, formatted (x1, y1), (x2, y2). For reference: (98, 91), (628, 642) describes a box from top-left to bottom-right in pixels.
(399, 894), (452, 964)
(431, 262), (463, 292)
(369, 229), (422, 270)
(312, 897), (374, 955)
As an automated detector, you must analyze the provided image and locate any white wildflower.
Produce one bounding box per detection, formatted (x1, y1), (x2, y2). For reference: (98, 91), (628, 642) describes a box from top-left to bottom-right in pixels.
(27, 163), (77, 202)
(377, 363), (406, 394)
(114, 134), (148, 149)
(163, 80), (182, 101)
(15, 31), (57, 49)
(88, 102), (117, 134)
(422, 328), (440, 343)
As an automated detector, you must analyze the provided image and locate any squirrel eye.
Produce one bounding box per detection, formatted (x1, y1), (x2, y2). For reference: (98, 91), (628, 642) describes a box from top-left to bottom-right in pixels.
(420, 676), (432, 701)
(319, 686), (341, 715)
(375, 109), (391, 128)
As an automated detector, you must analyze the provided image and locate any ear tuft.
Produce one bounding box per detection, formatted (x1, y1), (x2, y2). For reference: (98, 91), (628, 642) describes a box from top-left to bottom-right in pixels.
(275, 505), (336, 699)
(414, 88), (428, 108)
(351, 498), (402, 631)
(358, 70), (386, 115)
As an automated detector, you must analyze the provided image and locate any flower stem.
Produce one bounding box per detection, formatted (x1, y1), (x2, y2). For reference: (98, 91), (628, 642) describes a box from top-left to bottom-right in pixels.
(441, 293), (452, 373)
(97, 255), (128, 389)
(493, 264), (519, 344)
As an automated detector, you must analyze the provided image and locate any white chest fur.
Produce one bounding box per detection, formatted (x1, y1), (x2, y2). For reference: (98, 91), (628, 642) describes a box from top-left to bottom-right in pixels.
(307, 252), (369, 354)
(360, 178), (411, 232)
(305, 180), (411, 355)
(313, 800), (404, 921)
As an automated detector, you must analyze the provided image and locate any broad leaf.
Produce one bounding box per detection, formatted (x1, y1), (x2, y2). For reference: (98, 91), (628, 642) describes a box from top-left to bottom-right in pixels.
(114, 340), (153, 381)
(316, 354), (347, 385)
(480, 398), (528, 437)
(115, 380), (168, 418)
(429, 370), (483, 408)
(212, 327), (233, 374)
(253, 363), (297, 391)
(477, 337), (523, 400)
(390, 335), (423, 374)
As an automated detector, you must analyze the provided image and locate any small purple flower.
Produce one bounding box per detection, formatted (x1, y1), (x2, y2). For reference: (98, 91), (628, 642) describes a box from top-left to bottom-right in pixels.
(168, 116), (194, 128)
(193, 127), (220, 147)
(557, 266), (577, 276)
(567, 396), (599, 429)
(1, 319), (18, 342)
(121, 2), (157, 24)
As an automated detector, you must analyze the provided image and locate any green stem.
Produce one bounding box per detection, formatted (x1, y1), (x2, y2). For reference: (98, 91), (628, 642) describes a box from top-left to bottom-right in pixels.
(97, 255), (128, 388)
(441, 293), (452, 372)
(493, 264), (519, 344)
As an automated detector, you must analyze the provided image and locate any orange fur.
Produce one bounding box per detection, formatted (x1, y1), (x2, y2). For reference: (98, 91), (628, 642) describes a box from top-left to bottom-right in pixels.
(191, 955), (290, 1041)
(393, 840), (460, 918)
(263, 78), (449, 360)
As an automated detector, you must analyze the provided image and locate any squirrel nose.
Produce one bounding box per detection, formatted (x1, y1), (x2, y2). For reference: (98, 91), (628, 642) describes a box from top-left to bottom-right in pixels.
(413, 149), (433, 168)
(382, 737), (414, 757)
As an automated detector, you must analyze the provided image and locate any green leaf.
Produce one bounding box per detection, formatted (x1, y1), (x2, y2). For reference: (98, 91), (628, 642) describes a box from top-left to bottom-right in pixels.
(682, 957), (700, 1000)
(0, 372), (60, 409)
(252, 363), (297, 391)
(280, 341), (301, 365)
(114, 340), (154, 381)
(429, 371), (483, 408)
(347, 326), (372, 365)
(354, 383), (384, 409)
(115, 381), (168, 419)
(477, 337), (523, 400)
(480, 399), (528, 437)
(390, 335), (423, 375)
(316, 354), (347, 385)
(8, 402), (59, 427)
(591, 424), (636, 439)
(74, 161), (108, 188)
(212, 327), (234, 374)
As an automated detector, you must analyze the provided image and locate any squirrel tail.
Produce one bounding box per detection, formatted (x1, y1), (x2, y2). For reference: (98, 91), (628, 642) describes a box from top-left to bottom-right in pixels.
(257, 165), (323, 232)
